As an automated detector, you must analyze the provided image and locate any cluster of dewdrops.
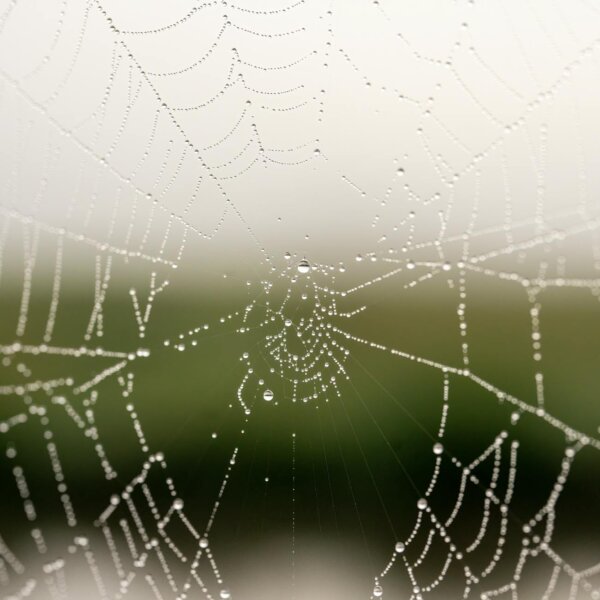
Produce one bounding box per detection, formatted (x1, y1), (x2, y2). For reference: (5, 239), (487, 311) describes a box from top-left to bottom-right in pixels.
(94, 446), (238, 600)
(370, 391), (591, 600)
(165, 256), (359, 411)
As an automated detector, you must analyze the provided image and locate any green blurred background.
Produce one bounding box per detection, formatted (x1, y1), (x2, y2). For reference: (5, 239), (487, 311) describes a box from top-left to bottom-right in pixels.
(1, 253), (600, 598)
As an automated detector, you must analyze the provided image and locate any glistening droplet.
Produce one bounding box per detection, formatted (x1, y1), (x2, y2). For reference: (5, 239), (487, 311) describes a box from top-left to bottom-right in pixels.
(297, 259), (310, 274)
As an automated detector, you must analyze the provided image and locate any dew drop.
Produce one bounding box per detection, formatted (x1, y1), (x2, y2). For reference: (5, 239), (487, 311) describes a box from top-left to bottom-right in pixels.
(297, 259), (310, 274)
(395, 541), (405, 553)
(433, 442), (444, 455)
(263, 389), (274, 402)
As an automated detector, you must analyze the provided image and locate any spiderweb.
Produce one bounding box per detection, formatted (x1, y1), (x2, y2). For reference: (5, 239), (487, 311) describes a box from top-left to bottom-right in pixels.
(1, 1), (600, 599)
